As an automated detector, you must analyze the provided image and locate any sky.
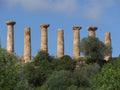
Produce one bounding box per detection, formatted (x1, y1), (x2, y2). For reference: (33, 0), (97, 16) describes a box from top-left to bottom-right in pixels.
(0, 0), (120, 58)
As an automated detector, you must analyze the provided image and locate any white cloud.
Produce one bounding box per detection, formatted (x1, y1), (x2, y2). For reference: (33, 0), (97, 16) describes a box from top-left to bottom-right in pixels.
(3, 0), (118, 21)
(4, 0), (79, 14)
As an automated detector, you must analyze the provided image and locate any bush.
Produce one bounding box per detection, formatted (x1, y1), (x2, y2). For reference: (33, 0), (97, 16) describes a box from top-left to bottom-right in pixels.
(51, 55), (76, 71)
(43, 70), (73, 90)
(33, 51), (54, 65)
(71, 63), (100, 88)
(91, 56), (120, 90)
(0, 46), (31, 90)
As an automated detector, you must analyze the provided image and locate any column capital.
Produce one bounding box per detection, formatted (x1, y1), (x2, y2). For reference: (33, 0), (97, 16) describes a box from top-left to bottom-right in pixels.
(40, 24), (49, 28)
(73, 26), (82, 30)
(6, 21), (16, 25)
(88, 26), (97, 31)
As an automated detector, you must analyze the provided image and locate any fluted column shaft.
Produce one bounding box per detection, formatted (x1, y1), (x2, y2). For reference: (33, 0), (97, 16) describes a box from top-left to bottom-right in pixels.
(73, 26), (82, 59)
(105, 32), (111, 45)
(40, 24), (49, 52)
(105, 32), (112, 61)
(24, 27), (31, 63)
(88, 26), (97, 37)
(6, 21), (16, 53)
(57, 29), (64, 58)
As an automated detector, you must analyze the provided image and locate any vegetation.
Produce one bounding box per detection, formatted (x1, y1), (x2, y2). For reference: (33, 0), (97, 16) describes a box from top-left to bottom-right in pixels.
(91, 56), (120, 90)
(0, 35), (119, 90)
(80, 36), (111, 66)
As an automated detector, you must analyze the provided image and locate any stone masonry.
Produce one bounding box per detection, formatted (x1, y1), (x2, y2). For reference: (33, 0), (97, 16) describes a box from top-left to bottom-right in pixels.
(88, 26), (97, 37)
(6, 21), (16, 54)
(4, 21), (112, 62)
(40, 24), (49, 52)
(57, 29), (64, 58)
(24, 27), (31, 63)
(105, 32), (112, 61)
(73, 26), (82, 60)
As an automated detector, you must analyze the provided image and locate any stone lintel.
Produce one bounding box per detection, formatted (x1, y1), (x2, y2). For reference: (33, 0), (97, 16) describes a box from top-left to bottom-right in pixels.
(40, 24), (49, 28)
(88, 26), (97, 31)
(6, 21), (16, 25)
(73, 26), (82, 30)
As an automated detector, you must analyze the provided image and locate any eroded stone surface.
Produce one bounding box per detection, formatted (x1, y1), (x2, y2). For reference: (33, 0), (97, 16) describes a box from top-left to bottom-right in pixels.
(24, 27), (31, 63)
(40, 24), (49, 52)
(73, 26), (82, 60)
(6, 21), (16, 54)
(57, 29), (64, 58)
(105, 32), (112, 61)
(88, 26), (97, 37)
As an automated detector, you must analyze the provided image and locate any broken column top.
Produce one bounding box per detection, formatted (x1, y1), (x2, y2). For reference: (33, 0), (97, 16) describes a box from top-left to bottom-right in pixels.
(88, 26), (97, 31)
(105, 32), (111, 36)
(105, 32), (111, 41)
(25, 27), (30, 30)
(6, 21), (16, 25)
(73, 26), (82, 30)
(40, 24), (50, 28)
(58, 28), (63, 31)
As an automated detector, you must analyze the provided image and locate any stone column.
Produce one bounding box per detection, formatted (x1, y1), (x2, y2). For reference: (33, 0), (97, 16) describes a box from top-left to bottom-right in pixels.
(6, 21), (16, 54)
(73, 26), (82, 59)
(24, 27), (31, 63)
(40, 24), (49, 52)
(88, 26), (97, 37)
(57, 29), (64, 58)
(105, 32), (112, 61)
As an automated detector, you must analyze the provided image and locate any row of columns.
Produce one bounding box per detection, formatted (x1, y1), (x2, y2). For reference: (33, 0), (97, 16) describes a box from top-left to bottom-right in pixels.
(6, 21), (112, 62)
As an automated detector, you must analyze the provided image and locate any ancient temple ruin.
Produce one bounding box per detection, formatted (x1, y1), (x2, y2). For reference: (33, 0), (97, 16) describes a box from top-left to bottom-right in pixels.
(5, 21), (112, 62)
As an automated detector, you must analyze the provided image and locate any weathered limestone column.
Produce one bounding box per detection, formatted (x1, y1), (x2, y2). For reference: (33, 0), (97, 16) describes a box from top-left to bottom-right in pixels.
(57, 29), (64, 58)
(88, 26), (97, 37)
(6, 21), (16, 54)
(40, 24), (49, 52)
(73, 26), (82, 59)
(24, 27), (31, 63)
(105, 32), (112, 61)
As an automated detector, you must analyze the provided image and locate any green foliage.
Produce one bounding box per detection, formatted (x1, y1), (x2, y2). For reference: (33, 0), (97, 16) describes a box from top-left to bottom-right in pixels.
(91, 56), (120, 90)
(41, 63), (100, 90)
(33, 50), (53, 65)
(23, 60), (52, 87)
(52, 55), (76, 71)
(71, 63), (100, 89)
(43, 70), (73, 90)
(80, 36), (106, 65)
(104, 43), (112, 56)
(0, 46), (30, 90)
(24, 51), (55, 87)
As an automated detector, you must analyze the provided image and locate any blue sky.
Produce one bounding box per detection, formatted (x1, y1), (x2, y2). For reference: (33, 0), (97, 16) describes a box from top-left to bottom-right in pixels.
(0, 0), (120, 57)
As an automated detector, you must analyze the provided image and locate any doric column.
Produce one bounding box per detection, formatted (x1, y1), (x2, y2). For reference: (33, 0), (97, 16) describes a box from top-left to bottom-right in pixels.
(105, 32), (112, 61)
(24, 27), (31, 63)
(88, 26), (97, 37)
(6, 21), (16, 54)
(40, 24), (49, 52)
(105, 32), (111, 45)
(57, 29), (64, 58)
(73, 26), (82, 59)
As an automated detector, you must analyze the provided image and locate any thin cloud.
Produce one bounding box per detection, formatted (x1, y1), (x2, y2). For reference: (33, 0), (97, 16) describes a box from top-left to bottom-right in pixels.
(2, 0), (118, 21)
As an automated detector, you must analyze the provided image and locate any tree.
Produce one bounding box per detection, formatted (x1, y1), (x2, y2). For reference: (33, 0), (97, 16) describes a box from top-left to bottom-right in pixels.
(91, 56), (120, 90)
(80, 36), (106, 65)
(0, 46), (31, 90)
(51, 55), (76, 71)
(71, 63), (100, 89)
(33, 50), (54, 65)
(42, 70), (73, 90)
